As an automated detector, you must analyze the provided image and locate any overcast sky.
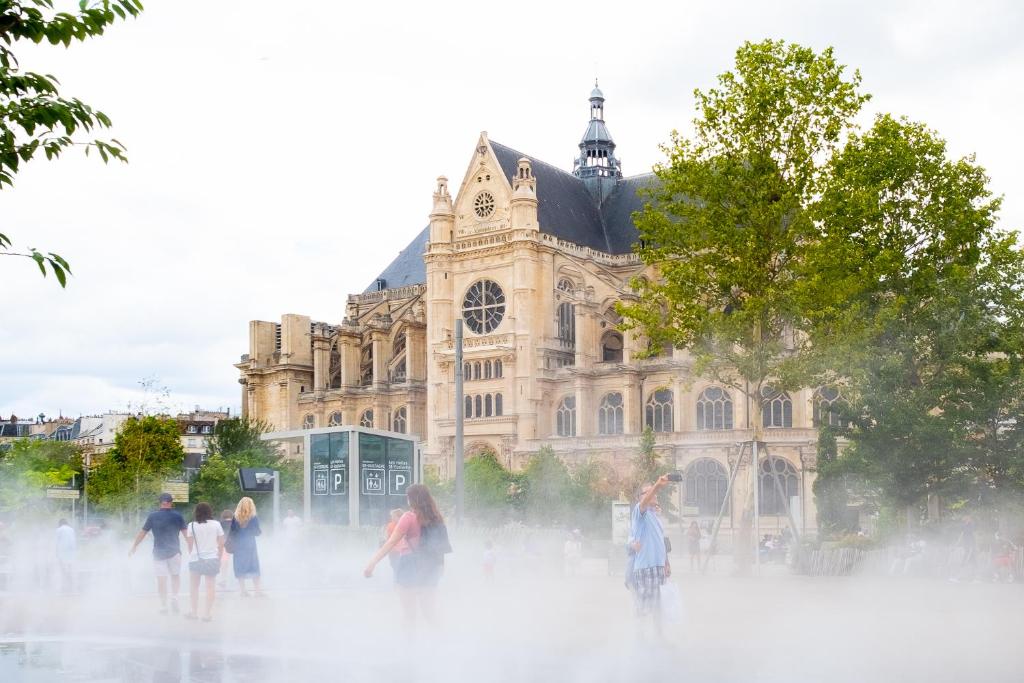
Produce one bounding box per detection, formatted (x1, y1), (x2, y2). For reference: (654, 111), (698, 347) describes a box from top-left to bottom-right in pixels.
(1, 0), (1021, 419)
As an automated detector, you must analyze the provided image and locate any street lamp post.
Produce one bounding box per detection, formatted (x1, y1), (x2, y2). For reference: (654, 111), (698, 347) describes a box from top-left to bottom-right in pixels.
(454, 319), (465, 524)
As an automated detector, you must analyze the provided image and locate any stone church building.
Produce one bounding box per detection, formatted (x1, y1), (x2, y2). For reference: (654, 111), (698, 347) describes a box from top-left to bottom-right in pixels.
(237, 85), (838, 531)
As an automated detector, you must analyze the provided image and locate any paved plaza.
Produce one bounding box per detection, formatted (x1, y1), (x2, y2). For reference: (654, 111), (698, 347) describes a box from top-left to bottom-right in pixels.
(2, 548), (1021, 682)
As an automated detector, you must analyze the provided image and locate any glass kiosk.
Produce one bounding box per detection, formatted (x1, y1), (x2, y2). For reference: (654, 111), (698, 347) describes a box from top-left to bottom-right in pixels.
(260, 425), (420, 527)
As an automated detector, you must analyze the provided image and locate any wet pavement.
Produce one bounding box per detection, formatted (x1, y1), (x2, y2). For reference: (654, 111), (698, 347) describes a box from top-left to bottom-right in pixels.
(2, 569), (1022, 682)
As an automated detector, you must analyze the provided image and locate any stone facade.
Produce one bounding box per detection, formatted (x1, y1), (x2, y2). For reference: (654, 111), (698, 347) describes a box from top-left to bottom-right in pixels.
(238, 87), (832, 532)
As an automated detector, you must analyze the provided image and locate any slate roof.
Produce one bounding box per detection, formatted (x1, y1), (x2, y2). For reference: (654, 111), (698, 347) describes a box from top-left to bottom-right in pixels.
(366, 140), (655, 291)
(363, 225), (429, 293)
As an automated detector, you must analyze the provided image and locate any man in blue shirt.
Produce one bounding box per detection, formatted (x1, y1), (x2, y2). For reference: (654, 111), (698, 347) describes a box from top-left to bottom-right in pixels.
(130, 492), (187, 614)
(628, 474), (673, 630)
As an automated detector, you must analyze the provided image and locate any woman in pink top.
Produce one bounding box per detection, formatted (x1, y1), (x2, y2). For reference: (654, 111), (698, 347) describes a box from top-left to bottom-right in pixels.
(364, 484), (448, 626)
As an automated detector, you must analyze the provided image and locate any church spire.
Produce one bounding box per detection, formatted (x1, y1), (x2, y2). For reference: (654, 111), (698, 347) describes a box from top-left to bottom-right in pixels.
(573, 80), (621, 203)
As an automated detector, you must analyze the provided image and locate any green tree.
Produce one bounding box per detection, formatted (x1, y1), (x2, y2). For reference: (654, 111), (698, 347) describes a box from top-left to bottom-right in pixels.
(463, 450), (513, 523)
(625, 426), (673, 513)
(566, 459), (619, 535)
(0, 438), (82, 513)
(88, 415), (184, 523)
(0, 0), (142, 286)
(802, 115), (1024, 517)
(620, 40), (867, 417)
(517, 446), (573, 525)
(618, 40), (868, 548)
(205, 416), (273, 458)
(190, 417), (302, 513)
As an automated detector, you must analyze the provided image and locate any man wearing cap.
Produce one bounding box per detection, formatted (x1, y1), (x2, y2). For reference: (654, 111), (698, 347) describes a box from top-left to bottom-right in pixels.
(130, 492), (187, 614)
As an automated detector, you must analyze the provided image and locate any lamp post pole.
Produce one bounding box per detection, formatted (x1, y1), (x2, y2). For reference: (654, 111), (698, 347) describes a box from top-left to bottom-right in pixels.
(454, 319), (465, 525)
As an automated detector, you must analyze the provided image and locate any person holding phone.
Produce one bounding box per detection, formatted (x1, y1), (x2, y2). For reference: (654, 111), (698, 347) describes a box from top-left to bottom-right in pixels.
(627, 474), (675, 634)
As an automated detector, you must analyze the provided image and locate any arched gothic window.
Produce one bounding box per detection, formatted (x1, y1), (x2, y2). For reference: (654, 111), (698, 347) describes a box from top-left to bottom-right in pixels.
(645, 388), (674, 433)
(495, 393), (503, 416)
(696, 386), (733, 430)
(392, 331), (406, 356)
(463, 362), (471, 380)
(473, 362), (481, 380)
(302, 414), (316, 430)
(465, 395), (473, 419)
(598, 392), (624, 435)
(813, 386), (849, 428)
(494, 359), (503, 378)
(475, 395), (482, 418)
(484, 360), (492, 379)
(392, 406), (407, 434)
(684, 458), (729, 516)
(328, 411), (343, 427)
(359, 409), (373, 428)
(601, 331), (623, 362)
(485, 394), (493, 417)
(761, 387), (793, 428)
(556, 396), (577, 437)
(759, 457), (800, 515)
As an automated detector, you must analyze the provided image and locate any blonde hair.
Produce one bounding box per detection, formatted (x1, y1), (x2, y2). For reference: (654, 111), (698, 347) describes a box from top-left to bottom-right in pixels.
(235, 496), (256, 527)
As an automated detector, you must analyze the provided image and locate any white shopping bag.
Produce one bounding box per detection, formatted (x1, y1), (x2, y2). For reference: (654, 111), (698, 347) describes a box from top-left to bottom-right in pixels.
(661, 580), (684, 623)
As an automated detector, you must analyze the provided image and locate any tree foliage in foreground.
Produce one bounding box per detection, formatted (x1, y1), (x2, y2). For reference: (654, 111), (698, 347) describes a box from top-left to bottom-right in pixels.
(804, 115), (1024, 515)
(0, 0), (143, 286)
(88, 414), (183, 523)
(0, 438), (82, 513)
(622, 38), (1024, 528)
(190, 417), (301, 513)
(620, 40), (868, 419)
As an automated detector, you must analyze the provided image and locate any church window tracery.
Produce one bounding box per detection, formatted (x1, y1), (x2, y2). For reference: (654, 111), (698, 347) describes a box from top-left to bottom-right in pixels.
(813, 386), (849, 428)
(759, 457), (800, 515)
(598, 392), (624, 435)
(462, 280), (505, 334)
(556, 396), (576, 437)
(328, 411), (343, 427)
(696, 386), (733, 430)
(360, 409), (373, 428)
(645, 388), (673, 433)
(761, 387), (793, 428)
(392, 406), (407, 434)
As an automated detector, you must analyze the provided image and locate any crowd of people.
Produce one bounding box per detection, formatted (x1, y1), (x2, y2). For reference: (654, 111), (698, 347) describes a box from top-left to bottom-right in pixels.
(127, 492), (267, 621)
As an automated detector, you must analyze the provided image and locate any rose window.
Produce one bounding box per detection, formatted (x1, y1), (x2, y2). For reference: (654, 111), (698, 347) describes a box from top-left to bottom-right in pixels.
(462, 280), (505, 334)
(473, 191), (496, 219)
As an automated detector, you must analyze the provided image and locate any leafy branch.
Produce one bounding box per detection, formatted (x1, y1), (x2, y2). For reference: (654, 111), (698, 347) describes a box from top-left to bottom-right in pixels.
(0, 0), (143, 286)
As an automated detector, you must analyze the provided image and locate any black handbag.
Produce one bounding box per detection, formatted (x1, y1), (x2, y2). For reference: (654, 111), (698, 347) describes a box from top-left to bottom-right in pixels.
(189, 522), (221, 576)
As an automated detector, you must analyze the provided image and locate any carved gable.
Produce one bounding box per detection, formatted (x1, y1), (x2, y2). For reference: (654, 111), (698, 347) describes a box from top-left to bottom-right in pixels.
(453, 133), (512, 238)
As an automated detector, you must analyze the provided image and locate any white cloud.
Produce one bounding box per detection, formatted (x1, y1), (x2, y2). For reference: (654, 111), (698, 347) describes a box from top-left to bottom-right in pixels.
(1, 0), (1021, 416)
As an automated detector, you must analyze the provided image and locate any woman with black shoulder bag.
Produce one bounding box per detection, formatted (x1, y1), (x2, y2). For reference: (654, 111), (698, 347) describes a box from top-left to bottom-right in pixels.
(185, 502), (225, 622)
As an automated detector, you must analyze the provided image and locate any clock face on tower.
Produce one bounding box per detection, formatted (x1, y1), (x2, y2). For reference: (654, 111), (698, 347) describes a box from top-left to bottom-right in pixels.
(462, 279), (505, 334)
(473, 191), (496, 219)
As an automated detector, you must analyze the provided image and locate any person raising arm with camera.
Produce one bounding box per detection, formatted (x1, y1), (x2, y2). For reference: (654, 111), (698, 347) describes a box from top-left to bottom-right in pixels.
(627, 473), (678, 633)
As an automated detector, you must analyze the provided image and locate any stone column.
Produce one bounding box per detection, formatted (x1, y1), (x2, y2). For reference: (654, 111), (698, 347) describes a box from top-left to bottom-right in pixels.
(337, 326), (361, 388)
(406, 322), (427, 382)
(312, 327), (330, 393)
(623, 372), (642, 434)
(370, 329), (388, 387)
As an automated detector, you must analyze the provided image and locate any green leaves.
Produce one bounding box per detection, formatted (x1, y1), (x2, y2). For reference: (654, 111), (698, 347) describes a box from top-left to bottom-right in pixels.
(0, 0), (142, 287)
(0, 438), (84, 513)
(621, 39), (868, 402)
